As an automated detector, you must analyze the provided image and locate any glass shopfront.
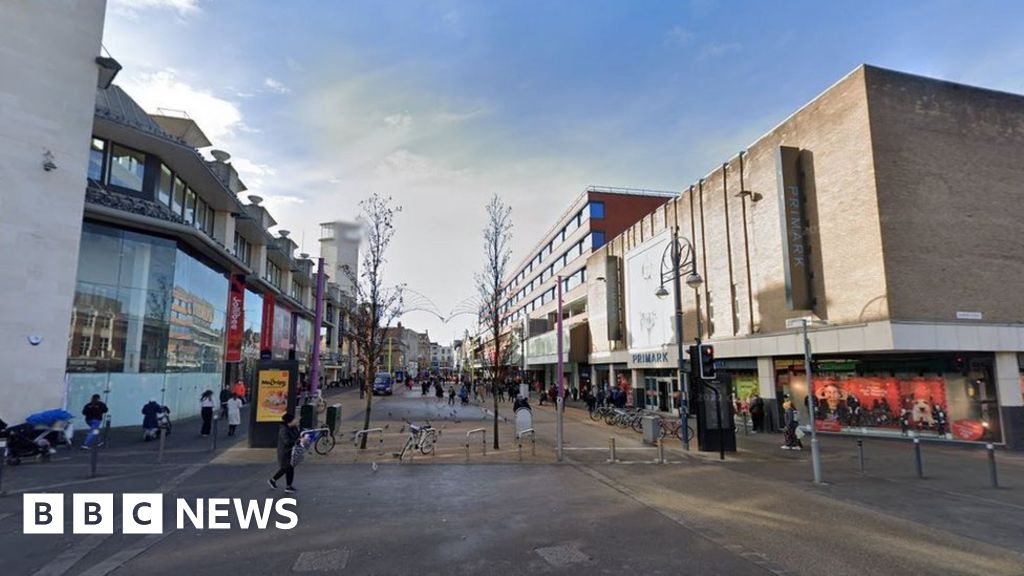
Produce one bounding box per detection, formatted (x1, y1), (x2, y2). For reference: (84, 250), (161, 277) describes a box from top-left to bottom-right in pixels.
(237, 289), (264, 391)
(775, 354), (1001, 443)
(67, 221), (228, 427)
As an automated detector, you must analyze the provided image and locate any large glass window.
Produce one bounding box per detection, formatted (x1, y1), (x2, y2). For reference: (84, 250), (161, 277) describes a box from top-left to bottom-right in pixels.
(592, 231), (606, 249)
(590, 201), (606, 219)
(172, 177), (185, 216)
(184, 188), (197, 224)
(109, 145), (147, 192)
(88, 138), (106, 181)
(157, 165), (173, 207)
(196, 197), (207, 231)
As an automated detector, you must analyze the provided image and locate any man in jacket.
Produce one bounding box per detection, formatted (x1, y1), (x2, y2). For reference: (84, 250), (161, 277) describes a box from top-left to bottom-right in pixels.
(81, 394), (108, 449)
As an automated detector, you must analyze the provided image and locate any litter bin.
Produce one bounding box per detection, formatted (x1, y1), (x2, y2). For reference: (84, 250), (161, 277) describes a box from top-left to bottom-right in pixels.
(642, 414), (661, 445)
(299, 403), (318, 430)
(325, 404), (342, 436)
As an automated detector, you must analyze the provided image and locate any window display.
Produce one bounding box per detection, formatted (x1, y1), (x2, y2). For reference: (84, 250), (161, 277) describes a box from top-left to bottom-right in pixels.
(776, 355), (1000, 443)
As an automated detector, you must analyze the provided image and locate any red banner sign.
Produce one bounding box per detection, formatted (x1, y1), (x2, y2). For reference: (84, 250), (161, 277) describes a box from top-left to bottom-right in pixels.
(261, 291), (275, 355)
(225, 274), (245, 362)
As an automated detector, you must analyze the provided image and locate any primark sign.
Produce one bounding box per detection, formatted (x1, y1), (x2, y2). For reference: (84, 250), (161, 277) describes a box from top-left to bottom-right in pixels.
(22, 494), (298, 534)
(628, 348), (677, 369)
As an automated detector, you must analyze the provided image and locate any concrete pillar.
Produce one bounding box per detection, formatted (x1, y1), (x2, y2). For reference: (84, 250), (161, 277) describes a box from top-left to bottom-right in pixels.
(757, 357), (779, 432)
(994, 352), (1023, 450)
(214, 210), (235, 248)
(252, 244), (268, 279)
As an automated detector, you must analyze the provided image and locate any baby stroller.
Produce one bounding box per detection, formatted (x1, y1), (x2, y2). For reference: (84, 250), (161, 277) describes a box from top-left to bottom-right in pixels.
(2, 409), (74, 465)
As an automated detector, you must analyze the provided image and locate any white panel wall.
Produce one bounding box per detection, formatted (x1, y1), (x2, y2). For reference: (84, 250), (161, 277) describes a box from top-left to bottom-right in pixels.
(0, 1), (107, 422)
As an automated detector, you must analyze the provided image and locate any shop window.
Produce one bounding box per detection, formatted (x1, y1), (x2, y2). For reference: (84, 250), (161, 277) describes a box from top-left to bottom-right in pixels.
(109, 145), (147, 192)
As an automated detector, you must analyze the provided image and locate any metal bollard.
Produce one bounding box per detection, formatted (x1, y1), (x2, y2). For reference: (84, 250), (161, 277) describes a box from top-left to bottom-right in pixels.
(102, 416), (112, 448)
(913, 438), (924, 478)
(158, 427), (166, 463)
(857, 439), (865, 473)
(90, 443), (99, 478)
(379, 433), (384, 456)
(987, 443), (998, 488)
(658, 438), (666, 464)
(0, 438), (6, 494)
(608, 437), (616, 463)
(212, 416), (218, 451)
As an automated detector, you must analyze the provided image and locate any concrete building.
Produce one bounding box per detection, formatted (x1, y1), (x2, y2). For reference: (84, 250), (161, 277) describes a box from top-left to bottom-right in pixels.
(588, 65), (1024, 448)
(318, 220), (360, 380)
(506, 187), (677, 391)
(0, 1), (109, 423)
(58, 82), (321, 426)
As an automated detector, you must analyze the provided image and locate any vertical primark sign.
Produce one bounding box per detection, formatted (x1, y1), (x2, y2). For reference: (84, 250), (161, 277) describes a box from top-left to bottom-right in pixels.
(775, 146), (813, 310)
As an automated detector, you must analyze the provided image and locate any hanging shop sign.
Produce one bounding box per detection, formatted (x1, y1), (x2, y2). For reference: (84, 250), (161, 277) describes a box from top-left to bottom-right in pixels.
(776, 146), (813, 310)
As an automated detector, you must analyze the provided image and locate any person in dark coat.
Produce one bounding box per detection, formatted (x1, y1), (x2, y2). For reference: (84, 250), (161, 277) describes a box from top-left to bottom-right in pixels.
(749, 393), (765, 433)
(219, 386), (232, 418)
(269, 413), (300, 493)
(200, 390), (214, 436)
(142, 399), (162, 441)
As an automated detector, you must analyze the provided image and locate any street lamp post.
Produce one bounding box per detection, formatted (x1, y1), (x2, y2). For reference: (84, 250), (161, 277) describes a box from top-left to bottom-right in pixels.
(556, 275), (564, 462)
(656, 226), (703, 451)
(787, 316), (828, 484)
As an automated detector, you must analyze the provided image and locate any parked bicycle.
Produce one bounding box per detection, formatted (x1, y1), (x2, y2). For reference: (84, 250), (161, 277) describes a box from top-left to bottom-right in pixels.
(300, 427), (336, 456)
(398, 422), (437, 461)
(658, 417), (695, 442)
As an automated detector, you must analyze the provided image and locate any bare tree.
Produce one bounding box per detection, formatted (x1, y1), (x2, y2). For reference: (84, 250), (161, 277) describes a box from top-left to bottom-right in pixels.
(344, 193), (404, 449)
(475, 194), (514, 450)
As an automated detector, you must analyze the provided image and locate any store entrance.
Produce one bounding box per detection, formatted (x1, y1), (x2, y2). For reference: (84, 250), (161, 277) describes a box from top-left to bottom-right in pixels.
(644, 377), (676, 412)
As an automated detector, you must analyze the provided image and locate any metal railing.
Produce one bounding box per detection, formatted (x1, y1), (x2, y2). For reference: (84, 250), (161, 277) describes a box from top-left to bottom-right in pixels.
(354, 428), (385, 455)
(465, 428), (486, 461)
(516, 429), (535, 461)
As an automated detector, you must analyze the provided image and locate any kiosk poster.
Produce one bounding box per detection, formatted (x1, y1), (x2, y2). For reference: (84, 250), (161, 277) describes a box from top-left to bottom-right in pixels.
(256, 369), (289, 422)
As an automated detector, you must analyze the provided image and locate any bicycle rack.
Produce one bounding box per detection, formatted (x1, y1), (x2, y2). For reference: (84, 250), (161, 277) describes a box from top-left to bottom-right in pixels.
(516, 428), (535, 461)
(355, 428), (385, 455)
(466, 428), (486, 461)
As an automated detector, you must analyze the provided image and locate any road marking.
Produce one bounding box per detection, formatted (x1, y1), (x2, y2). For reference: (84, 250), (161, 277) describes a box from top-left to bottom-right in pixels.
(293, 548), (349, 572)
(29, 463), (206, 576)
(535, 543), (589, 567)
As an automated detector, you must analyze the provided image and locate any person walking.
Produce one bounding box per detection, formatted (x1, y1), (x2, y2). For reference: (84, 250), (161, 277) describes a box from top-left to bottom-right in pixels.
(447, 385), (456, 405)
(749, 393), (765, 433)
(226, 393), (243, 436)
(219, 385), (232, 418)
(200, 390), (214, 436)
(782, 400), (803, 450)
(80, 394), (108, 450)
(269, 413), (300, 493)
(584, 389), (597, 416)
(232, 379), (247, 404)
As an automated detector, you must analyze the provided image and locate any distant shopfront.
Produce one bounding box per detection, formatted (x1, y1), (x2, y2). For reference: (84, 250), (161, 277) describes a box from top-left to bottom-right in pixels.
(775, 353), (1002, 443)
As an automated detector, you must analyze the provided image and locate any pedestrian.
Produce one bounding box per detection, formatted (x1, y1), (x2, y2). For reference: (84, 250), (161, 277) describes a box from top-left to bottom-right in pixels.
(585, 389), (597, 415)
(142, 398), (162, 441)
(497, 384), (505, 403)
(219, 385), (232, 418)
(435, 382), (444, 401)
(749, 393), (765, 433)
(80, 394), (108, 450)
(448, 385), (456, 405)
(232, 379), (247, 404)
(200, 390), (214, 436)
(268, 413), (300, 494)
(227, 393), (243, 436)
(596, 386), (606, 408)
(782, 400), (803, 450)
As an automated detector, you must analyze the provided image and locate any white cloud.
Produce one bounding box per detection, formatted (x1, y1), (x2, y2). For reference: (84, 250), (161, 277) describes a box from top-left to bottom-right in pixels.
(383, 113), (413, 128)
(264, 77), (292, 94)
(109, 0), (201, 18)
(119, 69), (245, 141)
(698, 42), (742, 61)
(664, 26), (694, 46)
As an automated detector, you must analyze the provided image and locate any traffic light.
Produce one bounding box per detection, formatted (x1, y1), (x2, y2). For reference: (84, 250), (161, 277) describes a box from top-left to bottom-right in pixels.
(698, 343), (716, 380)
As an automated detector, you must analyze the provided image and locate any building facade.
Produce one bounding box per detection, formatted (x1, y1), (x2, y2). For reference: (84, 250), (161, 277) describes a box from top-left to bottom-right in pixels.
(588, 65), (1024, 448)
(507, 187), (677, 392)
(63, 84), (320, 427)
(0, 1), (109, 424)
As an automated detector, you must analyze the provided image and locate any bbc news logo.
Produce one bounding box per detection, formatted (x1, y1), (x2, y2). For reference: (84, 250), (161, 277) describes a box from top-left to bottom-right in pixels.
(23, 494), (298, 534)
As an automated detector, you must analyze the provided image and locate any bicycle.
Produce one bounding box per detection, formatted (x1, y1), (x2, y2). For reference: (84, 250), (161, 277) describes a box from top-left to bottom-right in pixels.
(300, 427), (336, 456)
(590, 405), (614, 422)
(658, 417), (696, 443)
(398, 422), (437, 461)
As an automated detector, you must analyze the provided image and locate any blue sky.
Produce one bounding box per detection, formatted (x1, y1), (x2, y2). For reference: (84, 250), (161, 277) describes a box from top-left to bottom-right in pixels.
(104, 0), (1024, 341)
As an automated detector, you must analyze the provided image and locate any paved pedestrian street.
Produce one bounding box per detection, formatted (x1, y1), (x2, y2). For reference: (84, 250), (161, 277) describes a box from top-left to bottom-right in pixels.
(2, 388), (1023, 576)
